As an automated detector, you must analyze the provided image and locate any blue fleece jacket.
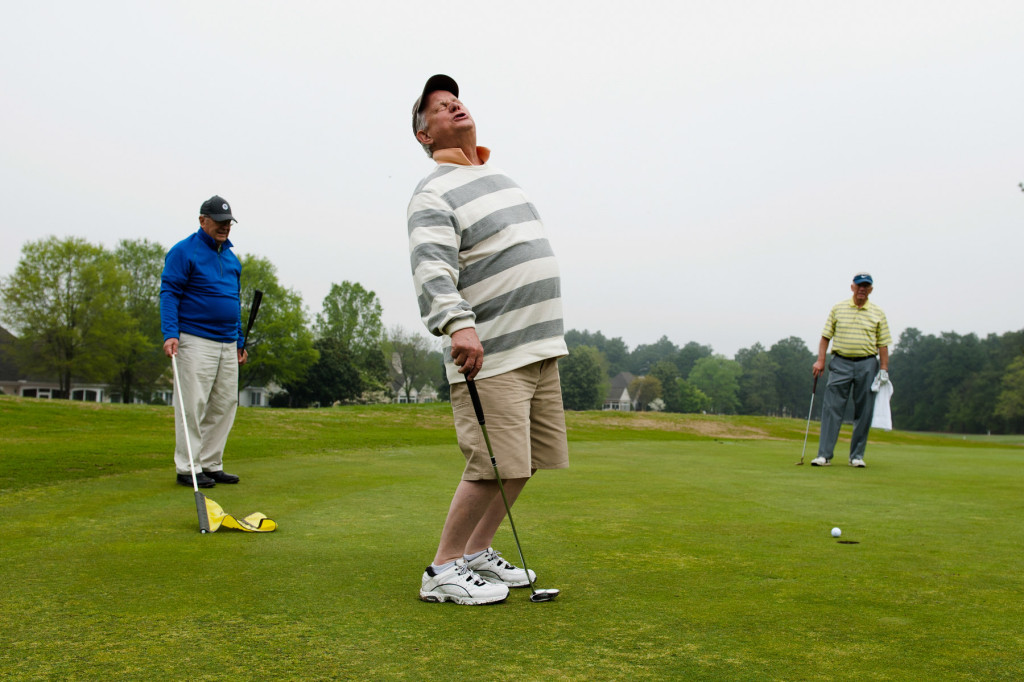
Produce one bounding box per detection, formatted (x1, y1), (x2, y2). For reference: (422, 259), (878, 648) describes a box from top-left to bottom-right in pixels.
(160, 228), (243, 346)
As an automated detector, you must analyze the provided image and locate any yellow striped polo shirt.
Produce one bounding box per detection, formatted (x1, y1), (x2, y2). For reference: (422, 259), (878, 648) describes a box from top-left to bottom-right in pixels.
(822, 299), (892, 357)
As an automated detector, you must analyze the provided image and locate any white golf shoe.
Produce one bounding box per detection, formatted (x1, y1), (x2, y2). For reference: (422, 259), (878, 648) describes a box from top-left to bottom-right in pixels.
(810, 456), (830, 466)
(850, 458), (866, 467)
(466, 547), (536, 588)
(419, 559), (509, 605)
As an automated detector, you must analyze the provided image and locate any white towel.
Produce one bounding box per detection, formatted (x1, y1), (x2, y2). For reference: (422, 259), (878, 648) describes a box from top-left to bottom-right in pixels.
(871, 373), (894, 431)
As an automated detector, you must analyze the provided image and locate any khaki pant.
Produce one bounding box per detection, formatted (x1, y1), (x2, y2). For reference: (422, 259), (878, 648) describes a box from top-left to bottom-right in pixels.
(450, 359), (569, 480)
(173, 333), (238, 475)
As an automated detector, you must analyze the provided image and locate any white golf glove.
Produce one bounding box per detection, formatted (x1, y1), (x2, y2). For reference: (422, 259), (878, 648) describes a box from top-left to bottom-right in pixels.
(878, 369), (889, 385)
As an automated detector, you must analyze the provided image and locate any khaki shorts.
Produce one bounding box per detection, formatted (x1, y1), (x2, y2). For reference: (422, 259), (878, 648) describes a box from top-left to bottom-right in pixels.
(450, 359), (569, 480)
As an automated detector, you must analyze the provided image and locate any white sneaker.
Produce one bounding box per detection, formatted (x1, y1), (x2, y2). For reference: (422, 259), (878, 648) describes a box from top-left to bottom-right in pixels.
(466, 547), (536, 588)
(811, 457), (830, 466)
(419, 559), (509, 605)
(850, 458), (866, 468)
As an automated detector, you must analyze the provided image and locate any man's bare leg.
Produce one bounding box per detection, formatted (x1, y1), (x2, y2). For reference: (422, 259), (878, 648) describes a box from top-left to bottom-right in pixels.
(465, 476), (529, 555)
(433, 479), (499, 565)
(433, 476), (532, 564)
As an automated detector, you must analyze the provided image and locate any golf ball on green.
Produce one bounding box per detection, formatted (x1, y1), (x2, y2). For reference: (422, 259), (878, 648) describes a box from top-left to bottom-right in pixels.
(831, 527), (841, 538)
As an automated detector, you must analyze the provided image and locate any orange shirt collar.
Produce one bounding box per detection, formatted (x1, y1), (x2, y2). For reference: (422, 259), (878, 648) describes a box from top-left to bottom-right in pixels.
(432, 146), (491, 166)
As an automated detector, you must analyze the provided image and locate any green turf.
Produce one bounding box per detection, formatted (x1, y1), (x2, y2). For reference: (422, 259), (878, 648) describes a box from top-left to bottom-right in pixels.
(1, 396), (1022, 680)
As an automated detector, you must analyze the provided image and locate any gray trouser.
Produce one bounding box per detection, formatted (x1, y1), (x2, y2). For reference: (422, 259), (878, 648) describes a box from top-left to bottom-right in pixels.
(817, 354), (878, 462)
(173, 333), (239, 475)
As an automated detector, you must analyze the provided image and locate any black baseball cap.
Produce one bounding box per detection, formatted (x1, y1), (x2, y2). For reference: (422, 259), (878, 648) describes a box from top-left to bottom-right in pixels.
(412, 74), (459, 134)
(199, 195), (236, 223)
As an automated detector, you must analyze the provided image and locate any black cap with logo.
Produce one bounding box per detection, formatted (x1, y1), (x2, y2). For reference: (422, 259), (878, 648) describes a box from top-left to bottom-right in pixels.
(200, 195), (236, 223)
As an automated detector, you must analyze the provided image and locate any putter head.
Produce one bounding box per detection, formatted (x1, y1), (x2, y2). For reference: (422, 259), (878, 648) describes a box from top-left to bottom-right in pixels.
(530, 589), (560, 602)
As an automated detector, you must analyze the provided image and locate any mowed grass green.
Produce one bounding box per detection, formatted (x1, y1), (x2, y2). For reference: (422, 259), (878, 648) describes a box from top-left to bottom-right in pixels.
(1, 396), (1022, 680)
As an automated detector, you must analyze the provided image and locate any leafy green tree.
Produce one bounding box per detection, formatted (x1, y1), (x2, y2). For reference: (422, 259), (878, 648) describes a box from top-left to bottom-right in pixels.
(282, 337), (361, 407)
(889, 328), (1024, 434)
(629, 375), (663, 411)
(675, 341), (714, 378)
(359, 349), (391, 397)
(385, 325), (443, 401)
(948, 332), (1024, 433)
(995, 355), (1024, 429)
(767, 336), (816, 418)
(239, 255), (318, 391)
(889, 327), (929, 430)
(628, 335), (679, 375)
(648, 360), (681, 412)
(736, 343), (779, 415)
(110, 238), (166, 402)
(0, 237), (132, 396)
(316, 281), (383, 349)
(648, 360), (678, 385)
(316, 281), (388, 392)
(0, 327), (18, 388)
(559, 345), (607, 410)
(565, 329), (629, 376)
(688, 355), (742, 414)
(891, 329), (984, 432)
(931, 332), (984, 431)
(984, 330), (1024, 431)
(436, 356), (452, 401)
(675, 378), (713, 413)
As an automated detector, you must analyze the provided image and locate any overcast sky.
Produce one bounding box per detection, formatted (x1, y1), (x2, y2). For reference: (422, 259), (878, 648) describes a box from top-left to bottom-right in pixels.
(2, 1), (1021, 358)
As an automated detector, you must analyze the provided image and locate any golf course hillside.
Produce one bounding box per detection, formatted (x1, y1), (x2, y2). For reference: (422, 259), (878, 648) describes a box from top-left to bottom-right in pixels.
(2, 395), (1022, 680)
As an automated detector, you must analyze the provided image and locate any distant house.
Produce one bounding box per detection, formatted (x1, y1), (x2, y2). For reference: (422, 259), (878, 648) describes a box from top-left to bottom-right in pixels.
(388, 351), (441, 404)
(0, 325), (108, 400)
(240, 385), (271, 408)
(604, 371), (636, 411)
(391, 377), (440, 404)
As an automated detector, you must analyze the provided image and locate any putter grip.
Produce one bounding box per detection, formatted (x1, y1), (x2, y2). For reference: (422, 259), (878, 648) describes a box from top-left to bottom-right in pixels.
(466, 380), (485, 425)
(247, 290), (263, 327)
(243, 289), (263, 348)
(813, 374), (819, 393)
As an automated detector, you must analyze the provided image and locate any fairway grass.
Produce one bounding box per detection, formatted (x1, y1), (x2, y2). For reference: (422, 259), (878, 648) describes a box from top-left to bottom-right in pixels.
(1, 397), (1022, 680)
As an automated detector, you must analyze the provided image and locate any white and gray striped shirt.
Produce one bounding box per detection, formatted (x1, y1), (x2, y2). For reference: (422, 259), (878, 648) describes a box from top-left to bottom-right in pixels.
(407, 155), (567, 383)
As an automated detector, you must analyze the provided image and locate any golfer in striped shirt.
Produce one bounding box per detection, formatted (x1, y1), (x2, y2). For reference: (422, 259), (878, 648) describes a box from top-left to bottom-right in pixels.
(811, 272), (892, 468)
(407, 75), (570, 605)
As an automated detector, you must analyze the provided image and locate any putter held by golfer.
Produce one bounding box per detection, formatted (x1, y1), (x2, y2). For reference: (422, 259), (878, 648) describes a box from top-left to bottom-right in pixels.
(796, 375), (819, 466)
(466, 380), (559, 603)
(171, 354), (211, 533)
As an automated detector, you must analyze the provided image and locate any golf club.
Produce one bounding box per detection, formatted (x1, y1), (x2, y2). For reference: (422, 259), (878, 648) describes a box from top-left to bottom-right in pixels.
(242, 289), (263, 350)
(466, 380), (559, 603)
(796, 374), (819, 465)
(171, 354), (211, 533)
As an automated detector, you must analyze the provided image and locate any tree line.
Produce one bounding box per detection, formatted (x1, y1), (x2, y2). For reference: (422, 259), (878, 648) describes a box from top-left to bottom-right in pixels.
(559, 328), (1024, 434)
(0, 236), (444, 406)
(3, 236), (1023, 433)
(560, 331), (818, 419)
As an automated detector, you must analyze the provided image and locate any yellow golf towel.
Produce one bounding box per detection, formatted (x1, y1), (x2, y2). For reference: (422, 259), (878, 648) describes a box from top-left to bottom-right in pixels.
(202, 494), (278, 532)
